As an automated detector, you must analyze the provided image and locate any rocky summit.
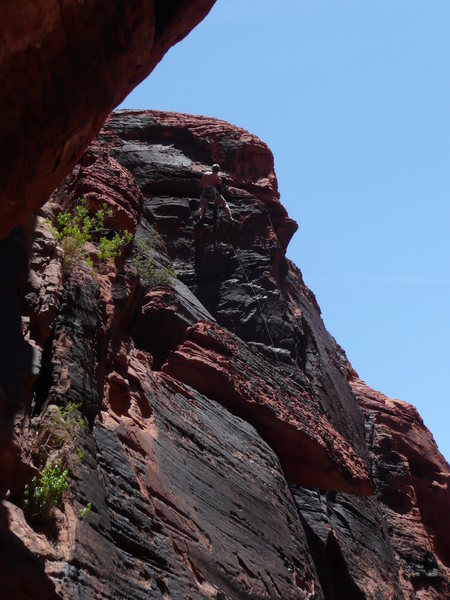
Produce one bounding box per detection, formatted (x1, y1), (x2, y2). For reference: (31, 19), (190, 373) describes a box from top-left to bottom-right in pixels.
(0, 109), (447, 599)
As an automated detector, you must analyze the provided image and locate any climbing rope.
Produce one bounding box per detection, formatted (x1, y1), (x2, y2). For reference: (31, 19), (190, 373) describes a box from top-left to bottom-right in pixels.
(219, 220), (283, 368)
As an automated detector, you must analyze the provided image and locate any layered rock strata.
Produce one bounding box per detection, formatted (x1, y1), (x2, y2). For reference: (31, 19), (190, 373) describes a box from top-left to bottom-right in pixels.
(0, 110), (448, 599)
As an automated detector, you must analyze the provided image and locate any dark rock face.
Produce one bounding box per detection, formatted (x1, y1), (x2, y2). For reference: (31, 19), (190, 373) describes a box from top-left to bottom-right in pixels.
(163, 321), (370, 495)
(350, 379), (450, 598)
(0, 227), (35, 503)
(79, 376), (320, 599)
(1, 110), (448, 599)
(0, 0), (216, 238)
(291, 488), (404, 600)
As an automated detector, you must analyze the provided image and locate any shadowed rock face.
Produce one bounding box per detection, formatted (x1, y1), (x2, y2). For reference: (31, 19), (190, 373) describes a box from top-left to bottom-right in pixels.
(0, 0), (216, 238)
(0, 110), (448, 598)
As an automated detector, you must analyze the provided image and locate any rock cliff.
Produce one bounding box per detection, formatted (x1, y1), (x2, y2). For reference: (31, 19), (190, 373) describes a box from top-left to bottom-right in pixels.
(1, 110), (448, 599)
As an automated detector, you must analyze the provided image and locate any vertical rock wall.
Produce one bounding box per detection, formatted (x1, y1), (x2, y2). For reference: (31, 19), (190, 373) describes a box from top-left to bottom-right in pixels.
(1, 110), (447, 598)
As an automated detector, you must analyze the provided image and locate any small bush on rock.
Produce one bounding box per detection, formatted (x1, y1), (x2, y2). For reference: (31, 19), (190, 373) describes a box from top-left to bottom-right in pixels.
(52, 401), (86, 436)
(79, 502), (92, 519)
(24, 458), (68, 522)
(51, 200), (132, 273)
(130, 237), (176, 289)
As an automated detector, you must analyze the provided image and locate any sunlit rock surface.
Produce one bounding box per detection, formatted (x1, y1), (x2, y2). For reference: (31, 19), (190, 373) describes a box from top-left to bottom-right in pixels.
(0, 110), (448, 598)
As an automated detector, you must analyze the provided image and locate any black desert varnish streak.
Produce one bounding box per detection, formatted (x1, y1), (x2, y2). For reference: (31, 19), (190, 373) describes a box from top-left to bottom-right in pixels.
(1, 110), (448, 599)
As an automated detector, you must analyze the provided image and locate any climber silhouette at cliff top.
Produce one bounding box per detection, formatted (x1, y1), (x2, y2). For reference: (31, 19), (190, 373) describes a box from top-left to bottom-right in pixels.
(197, 163), (237, 226)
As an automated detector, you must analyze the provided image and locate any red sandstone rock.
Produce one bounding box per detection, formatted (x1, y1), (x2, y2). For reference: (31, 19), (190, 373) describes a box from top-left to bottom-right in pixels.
(103, 109), (298, 250)
(0, 110), (448, 598)
(54, 143), (146, 234)
(23, 211), (64, 348)
(0, 0), (216, 238)
(163, 321), (372, 495)
(0, 501), (59, 599)
(351, 378), (450, 598)
(18, 268), (323, 598)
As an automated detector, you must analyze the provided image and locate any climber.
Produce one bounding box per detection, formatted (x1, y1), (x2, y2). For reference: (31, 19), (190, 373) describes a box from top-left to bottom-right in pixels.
(197, 164), (236, 225)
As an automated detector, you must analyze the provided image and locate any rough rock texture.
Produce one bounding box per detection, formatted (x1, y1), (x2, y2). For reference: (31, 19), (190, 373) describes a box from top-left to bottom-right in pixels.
(350, 378), (450, 598)
(0, 110), (448, 599)
(163, 321), (370, 494)
(0, 0), (216, 238)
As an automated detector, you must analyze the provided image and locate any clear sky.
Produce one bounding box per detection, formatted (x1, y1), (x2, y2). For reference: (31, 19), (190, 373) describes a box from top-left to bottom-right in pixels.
(119, 0), (450, 461)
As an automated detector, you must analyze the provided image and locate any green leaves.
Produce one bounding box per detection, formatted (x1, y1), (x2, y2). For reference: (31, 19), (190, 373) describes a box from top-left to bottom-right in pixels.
(51, 199), (131, 273)
(24, 403), (93, 527)
(52, 401), (86, 436)
(24, 458), (68, 522)
(98, 230), (132, 262)
(130, 237), (176, 289)
(79, 502), (92, 519)
(51, 200), (175, 290)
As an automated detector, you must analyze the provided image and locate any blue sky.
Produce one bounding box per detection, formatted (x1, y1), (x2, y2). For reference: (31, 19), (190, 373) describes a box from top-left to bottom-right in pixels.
(119, 0), (450, 461)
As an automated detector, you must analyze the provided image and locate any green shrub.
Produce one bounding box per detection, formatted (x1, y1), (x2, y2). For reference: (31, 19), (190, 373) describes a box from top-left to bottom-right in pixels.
(52, 401), (86, 436)
(51, 200), (132, 273)
(79, 502), (92, 519)
(130, 237), (176, 289)
(24, 458), (68, 522)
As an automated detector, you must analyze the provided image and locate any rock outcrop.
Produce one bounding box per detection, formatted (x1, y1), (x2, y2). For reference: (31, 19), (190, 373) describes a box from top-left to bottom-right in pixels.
(351, 379), (450, 597)
(0, 0), (216, 239)
(0, 110), (448, 599)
